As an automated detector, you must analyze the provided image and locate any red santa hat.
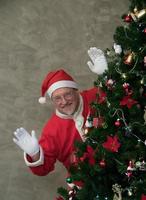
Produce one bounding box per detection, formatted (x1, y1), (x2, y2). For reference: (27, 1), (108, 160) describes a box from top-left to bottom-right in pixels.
(38, 69), (78, 104)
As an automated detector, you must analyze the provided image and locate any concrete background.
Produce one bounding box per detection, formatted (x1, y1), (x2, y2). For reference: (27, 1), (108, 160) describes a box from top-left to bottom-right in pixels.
(0, 0), (128, 199)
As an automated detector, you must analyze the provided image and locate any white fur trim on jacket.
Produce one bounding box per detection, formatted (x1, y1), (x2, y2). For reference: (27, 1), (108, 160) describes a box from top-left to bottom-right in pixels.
(56, 95), (85, 141)
(24, 146), (44, 167)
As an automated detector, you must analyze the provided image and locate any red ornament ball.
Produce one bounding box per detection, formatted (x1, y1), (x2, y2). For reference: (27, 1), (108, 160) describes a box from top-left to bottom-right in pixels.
(115, 120), (121, 127)
(124, 15), (133, 23)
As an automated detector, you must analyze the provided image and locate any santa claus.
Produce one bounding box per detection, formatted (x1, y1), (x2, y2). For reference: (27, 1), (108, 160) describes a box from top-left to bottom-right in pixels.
(13, 47), (108, 174)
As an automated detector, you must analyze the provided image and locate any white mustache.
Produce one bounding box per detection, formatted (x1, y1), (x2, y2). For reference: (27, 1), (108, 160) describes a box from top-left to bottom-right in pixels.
(60, 103), (72, 108)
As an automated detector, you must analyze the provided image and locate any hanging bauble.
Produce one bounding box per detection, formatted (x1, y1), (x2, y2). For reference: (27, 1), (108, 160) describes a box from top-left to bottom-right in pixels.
(123, 14), (133, 22)
(114, 119), (121, 127)
(124, 52), (134, 65)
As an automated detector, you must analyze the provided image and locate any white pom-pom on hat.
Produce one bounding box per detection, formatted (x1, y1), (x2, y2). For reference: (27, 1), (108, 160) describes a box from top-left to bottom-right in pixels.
(38, 97), (46, 104)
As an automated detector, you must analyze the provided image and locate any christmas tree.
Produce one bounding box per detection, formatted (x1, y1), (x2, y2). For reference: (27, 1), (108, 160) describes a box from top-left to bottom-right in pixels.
(57, 0), (146, 199)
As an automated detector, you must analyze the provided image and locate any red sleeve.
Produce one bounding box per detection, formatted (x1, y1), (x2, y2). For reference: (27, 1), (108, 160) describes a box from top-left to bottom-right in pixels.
(81, 87), (98, 104)
(28, 123), (59, 176)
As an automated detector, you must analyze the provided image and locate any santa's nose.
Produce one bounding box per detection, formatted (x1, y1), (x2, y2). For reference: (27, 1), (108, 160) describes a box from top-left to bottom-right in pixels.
(60, 96), (68, 104)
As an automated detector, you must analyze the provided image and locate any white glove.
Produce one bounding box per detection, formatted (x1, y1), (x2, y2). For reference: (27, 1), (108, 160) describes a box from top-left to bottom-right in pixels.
(13, 127), (40, 157)
(87, 47), (108, 75)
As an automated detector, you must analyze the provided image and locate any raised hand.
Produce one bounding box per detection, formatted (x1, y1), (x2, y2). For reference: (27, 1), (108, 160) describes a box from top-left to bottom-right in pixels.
(13, 127), (40, 157)
(87, 47), (108, 75)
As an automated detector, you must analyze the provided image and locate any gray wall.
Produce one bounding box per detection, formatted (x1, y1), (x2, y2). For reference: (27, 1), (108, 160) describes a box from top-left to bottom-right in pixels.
(0, 0), (128, 199)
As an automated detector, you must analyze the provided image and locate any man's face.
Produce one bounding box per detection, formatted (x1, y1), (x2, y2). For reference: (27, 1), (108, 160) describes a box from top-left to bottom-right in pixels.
(51, 87), (80, 115)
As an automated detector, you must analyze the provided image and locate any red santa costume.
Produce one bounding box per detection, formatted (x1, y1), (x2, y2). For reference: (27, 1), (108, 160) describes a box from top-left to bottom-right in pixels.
(24, 69), (98, 176)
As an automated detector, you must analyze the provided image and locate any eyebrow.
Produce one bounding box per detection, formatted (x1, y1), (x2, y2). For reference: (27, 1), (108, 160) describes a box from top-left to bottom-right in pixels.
(53, 89), (74, 96)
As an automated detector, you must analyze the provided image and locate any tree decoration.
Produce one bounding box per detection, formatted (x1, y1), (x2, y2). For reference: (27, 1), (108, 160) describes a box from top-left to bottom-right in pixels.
(123, 14), (133, 23)
(93, 116), (104, 128)
(84, 115), (93, 135)
(124, 52), (134, 65)
(127, 160), (136, 171)
(114, 119), (121, 127)
(113, 43), (122, 54)
(131, 8), (146, 21)
(106, 79), (115, 90)
(112, 184), (122, 200)
(120, 95), (137, 108)
(122, 83), (133, 95)
(68, 189), (77, 200)
(80, 145), (96, 165)
(102, 135), (121, 153)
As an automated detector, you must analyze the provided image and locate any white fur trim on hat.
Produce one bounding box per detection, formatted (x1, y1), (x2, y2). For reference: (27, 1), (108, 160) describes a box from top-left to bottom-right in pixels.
(47, 80), (78, 97)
